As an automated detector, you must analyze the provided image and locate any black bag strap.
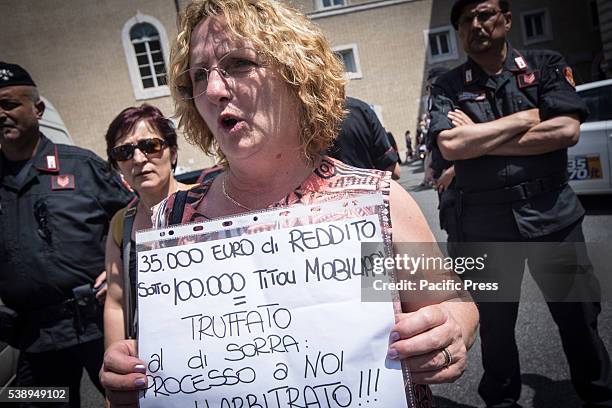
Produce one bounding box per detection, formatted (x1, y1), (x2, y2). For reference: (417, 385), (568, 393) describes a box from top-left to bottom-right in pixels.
(121, 198), (138, 339)
(168, 167), (224, 226)
(169, 190), (189, 226)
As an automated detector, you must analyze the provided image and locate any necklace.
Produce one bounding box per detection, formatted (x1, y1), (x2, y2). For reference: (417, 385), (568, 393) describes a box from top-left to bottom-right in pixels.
(222, 174), (253, 211)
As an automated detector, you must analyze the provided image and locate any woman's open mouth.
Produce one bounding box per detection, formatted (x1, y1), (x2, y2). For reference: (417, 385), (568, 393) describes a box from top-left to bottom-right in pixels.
(219, 114), (244, 133)
(222, 117), (238, 129)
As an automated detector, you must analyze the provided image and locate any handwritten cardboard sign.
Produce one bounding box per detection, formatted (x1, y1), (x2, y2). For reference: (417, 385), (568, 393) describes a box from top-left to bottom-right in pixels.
(136, 194), (411, 407)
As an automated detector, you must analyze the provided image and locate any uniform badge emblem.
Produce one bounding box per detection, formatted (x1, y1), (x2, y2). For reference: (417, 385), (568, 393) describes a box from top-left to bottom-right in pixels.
(517, 70), (540, 88)
(564, 66), (576, 87)
(0, 69), (14, 81)
(465, 69), (473, 83)
(46, 155), (57, 170)
(51, 174), (75, 190)
(514, 56), (527, 70)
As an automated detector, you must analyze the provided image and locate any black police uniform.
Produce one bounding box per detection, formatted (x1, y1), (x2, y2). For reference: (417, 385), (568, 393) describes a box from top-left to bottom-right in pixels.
(0, 134), (132, 407)
(425, 68), (458, 244)
(426, 132), (459, 242)
(327, 97), (399, 170)
(429, 44), (612, 407)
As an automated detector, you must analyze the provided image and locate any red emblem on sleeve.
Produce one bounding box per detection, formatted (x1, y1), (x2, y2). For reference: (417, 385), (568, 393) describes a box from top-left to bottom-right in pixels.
(564, 67), (576, 87)
(517, 70), (540, 88)
(51, 174), (76, 190)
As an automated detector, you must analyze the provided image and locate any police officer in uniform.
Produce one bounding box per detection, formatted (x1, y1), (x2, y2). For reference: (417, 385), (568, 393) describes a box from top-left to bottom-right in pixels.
(327, 96), (401, 179)
(424, 67), (460, 243)
(0, 62), (132, 407)
(428, 1), (612, 407)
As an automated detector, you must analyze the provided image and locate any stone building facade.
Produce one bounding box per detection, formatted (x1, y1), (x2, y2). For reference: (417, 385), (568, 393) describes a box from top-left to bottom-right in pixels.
(0, 0), (605, 167)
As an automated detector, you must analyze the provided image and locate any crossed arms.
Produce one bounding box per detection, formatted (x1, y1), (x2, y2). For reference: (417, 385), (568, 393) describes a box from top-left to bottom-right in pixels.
(437, 108), (581, 161)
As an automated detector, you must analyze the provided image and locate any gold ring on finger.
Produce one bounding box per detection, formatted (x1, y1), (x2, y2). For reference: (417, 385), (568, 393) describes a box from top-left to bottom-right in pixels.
(441, 347), (453, 368)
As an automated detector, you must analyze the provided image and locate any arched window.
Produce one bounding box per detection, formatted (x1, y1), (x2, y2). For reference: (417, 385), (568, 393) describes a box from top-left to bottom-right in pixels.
(122, 13), (171, 99)
(130, 23), (167, 89)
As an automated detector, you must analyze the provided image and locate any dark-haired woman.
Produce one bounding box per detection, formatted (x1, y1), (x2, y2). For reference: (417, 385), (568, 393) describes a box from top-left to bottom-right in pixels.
(103, 104), (192, 347)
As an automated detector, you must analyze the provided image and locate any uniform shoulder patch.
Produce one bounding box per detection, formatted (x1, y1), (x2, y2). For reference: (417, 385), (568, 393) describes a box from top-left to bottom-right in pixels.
(51, 174), (76, 190)
(563, 66), (576, 87)
(514, 56), (528, 70)
(517, 70), (540, 88)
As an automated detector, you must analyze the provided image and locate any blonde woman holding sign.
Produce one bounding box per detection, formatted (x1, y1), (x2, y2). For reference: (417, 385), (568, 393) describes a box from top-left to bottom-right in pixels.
(99, 1), (478, 406)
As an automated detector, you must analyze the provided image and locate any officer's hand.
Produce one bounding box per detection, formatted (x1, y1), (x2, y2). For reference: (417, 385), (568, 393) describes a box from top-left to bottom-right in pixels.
(100, 340), (147, 407)
(387, 305), (467, 384)
(94, 271), (108, 304)
(447, 109), (474, 127)
(435, 166), (456, 193)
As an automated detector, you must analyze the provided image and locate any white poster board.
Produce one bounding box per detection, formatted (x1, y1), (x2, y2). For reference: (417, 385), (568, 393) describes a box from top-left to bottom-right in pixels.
(135, 193), (413, 407)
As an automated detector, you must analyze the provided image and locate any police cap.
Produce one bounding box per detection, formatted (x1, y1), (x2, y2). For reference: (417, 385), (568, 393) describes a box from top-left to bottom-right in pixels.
(451, 0), (510, 30)
(0, 62), (36, 89)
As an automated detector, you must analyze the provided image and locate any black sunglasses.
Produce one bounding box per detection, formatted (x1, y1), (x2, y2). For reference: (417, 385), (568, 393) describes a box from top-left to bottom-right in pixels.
(459, 9), (503, 27)
(110, 138), (168, 161)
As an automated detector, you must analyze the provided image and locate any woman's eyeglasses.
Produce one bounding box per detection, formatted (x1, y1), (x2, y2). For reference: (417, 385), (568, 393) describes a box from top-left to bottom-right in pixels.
(176, 47), (264, 100)
(110, 138), (168, 161)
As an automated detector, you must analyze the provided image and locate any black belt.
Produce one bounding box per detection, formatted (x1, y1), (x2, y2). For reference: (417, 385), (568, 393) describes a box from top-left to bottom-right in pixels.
(460, 173), (568, 205)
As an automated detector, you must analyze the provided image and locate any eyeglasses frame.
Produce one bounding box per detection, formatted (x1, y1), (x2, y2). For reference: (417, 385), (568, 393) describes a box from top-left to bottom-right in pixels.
(176, 47), (265, 101)
(110, 138), (169, 162)
(458, 7), (506, 29)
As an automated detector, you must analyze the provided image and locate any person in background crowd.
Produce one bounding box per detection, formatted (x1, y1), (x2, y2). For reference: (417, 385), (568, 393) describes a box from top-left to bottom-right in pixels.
(416, 114), (432, 186)
(404, 129), (413, 161)
(103, 104), (193, 347)
(99, 1), (479, 407)
(327, 96), (400, 179)
(0, 61), (132, 407)
(416, 114), (428, 147)
(428, 0), (612, 407)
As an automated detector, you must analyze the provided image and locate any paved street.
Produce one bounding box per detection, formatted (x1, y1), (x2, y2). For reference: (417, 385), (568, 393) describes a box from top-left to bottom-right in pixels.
(398, 159), (612, 408)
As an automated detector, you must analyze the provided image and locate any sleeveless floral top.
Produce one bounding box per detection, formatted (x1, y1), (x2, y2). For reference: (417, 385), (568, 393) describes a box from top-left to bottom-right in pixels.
(155, 156), (433, 407)
(157, 157), (392, 224)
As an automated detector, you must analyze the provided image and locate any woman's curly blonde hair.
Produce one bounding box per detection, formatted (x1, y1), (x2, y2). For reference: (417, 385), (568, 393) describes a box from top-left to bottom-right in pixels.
(169, 0), (347, 165)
